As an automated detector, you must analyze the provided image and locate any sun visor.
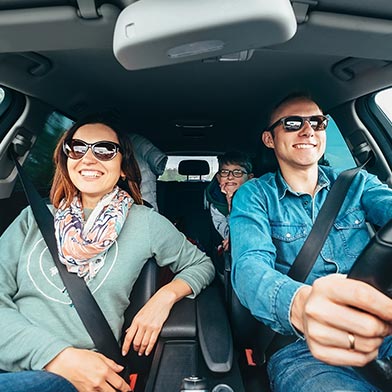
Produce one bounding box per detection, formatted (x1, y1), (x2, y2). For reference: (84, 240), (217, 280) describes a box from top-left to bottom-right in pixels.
(113, 0), (297, 70)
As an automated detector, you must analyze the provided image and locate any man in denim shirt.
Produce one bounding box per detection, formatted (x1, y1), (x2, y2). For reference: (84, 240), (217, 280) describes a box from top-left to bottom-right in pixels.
(230, 93), (392, 391)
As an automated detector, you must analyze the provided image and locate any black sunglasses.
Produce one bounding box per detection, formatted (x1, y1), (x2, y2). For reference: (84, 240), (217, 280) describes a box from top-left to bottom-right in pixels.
(268, 115), (329, 132)
(218, 169), (248, 178)
(63, 139), (122, 161)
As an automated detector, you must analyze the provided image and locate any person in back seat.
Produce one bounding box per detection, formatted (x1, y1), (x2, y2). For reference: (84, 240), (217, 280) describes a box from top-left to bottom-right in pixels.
(205, 151), (253, 252)
(0, 114), (214, 392)
(230, 93), (392, 391)
(129, 133), (167, 211)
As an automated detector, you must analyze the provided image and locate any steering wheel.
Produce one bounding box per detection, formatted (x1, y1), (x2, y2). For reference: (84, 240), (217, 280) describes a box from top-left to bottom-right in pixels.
(347, 219), (392, 391)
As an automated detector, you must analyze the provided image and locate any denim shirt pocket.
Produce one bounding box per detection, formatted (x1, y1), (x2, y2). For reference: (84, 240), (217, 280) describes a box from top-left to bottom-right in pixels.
(334, 209), (370, 259)
(270, 222), (307, 271)
(271, 222), (307, 242)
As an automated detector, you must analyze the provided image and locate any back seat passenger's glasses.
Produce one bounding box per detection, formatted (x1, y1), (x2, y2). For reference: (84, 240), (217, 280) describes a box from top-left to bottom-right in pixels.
(63, 139), (122, 161)
(218, 169), (248, 177)
(268, 115), (329, 132)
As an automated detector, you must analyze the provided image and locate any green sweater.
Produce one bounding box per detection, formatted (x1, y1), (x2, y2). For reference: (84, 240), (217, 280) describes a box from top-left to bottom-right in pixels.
(0, 204), (215, 371)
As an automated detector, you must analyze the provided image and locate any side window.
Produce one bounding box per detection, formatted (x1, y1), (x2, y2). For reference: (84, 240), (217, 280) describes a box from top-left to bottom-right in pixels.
(367, 87), (392, 173)
(324, 116), (355, 170)
(0, 87), (8, 113)
(18, 111), (73, 192)
(0, 86), (11, 118)
(374, 88), (392, 125)
(159, 155), (218, 182)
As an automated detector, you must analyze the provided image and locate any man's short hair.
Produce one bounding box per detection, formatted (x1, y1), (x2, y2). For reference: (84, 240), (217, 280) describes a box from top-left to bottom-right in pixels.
(267, 92), (323, 130)
(217, 151), (253, 174)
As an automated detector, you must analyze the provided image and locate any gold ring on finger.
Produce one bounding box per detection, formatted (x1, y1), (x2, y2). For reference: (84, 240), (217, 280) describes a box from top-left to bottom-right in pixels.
(347, 333), (356, 350)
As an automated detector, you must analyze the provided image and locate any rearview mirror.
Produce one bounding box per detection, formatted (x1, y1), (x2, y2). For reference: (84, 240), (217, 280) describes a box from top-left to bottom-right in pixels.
(113, 0), (297, 70)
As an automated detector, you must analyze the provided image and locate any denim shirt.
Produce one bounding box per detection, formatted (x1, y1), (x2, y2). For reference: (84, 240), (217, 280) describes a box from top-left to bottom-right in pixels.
(230, 165), (392, 335)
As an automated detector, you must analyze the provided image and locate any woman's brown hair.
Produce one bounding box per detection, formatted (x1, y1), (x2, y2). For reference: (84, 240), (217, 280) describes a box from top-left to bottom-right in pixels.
(50, 113), (143, 208)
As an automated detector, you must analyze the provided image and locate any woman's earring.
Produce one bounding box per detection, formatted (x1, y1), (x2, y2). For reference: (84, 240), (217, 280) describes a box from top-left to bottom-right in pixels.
(121, 175), (127, 181)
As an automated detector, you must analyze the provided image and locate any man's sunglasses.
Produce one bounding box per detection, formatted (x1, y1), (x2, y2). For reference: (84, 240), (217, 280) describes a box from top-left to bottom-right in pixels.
(218, 169), (248, 178)
(267, 115), (329, 132)
(63, 139), (122, 161)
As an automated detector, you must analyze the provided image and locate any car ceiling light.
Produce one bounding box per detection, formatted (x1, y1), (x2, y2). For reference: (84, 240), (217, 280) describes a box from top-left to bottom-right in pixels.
(167, 40), (225, 59)
(113, 0), (297, 70)
(203, 49), (255, 63)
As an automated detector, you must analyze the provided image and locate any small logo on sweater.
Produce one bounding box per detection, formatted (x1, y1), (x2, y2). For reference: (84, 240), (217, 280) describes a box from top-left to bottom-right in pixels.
(26, 238), (117, 304)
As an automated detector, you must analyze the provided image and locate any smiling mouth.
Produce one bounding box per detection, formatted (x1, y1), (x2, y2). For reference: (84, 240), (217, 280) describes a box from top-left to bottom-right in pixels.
(293, 143), (316, 149)
(80, 170), (102, 178)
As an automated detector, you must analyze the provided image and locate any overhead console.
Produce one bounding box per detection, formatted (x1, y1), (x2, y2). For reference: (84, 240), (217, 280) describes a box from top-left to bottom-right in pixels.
(113, 0), (297, 70)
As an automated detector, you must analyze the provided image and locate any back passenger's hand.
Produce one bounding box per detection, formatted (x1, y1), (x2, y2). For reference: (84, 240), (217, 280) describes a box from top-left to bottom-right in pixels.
(45, 347), (131, 392)
(222, 238), (230, 252)
(219, 183), (237, 212)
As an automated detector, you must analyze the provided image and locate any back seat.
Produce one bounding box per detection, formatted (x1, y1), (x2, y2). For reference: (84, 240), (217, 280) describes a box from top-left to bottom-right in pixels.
(157, 159), (214, 257)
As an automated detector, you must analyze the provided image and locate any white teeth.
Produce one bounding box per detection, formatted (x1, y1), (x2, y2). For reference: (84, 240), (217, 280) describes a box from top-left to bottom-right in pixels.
(294, 144), (314, 149)
(81, 170), (101, 178)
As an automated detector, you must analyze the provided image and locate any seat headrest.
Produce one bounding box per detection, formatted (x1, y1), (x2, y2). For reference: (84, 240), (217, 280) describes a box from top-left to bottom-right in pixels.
(178, 160), (210, 176)
(254, 144), (278, 177)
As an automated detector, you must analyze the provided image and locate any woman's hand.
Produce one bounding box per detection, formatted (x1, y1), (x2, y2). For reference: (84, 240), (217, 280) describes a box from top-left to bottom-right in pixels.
(122, 279), (192, 357)
(291, 274), (392, 367)
(45, 347), (131, 392)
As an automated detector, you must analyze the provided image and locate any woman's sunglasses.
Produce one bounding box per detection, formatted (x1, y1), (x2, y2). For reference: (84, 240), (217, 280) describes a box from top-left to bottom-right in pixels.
(63, 139), (122, 161)
(267, 115), (329, 132)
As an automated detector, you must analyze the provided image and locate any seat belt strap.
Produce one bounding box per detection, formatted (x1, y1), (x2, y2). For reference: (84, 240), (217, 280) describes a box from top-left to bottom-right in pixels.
(11, 150), (124, 365)
(288, 161), (368, 281)
(260, 158), (371, 359)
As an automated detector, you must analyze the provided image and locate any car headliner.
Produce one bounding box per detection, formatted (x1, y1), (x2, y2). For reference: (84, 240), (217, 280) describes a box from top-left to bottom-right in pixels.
(0, 0), (391, 154)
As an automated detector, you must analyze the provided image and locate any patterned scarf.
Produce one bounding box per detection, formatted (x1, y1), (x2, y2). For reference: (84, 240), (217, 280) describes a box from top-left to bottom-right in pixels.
(54, 186), (133, 281)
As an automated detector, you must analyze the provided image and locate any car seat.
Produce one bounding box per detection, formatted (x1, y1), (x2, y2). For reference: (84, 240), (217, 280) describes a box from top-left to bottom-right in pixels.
(157, 159), (214, 256)
(122, 258), (160, 381)
(123, 257), (245, 391)
(222, 252), (272, 392)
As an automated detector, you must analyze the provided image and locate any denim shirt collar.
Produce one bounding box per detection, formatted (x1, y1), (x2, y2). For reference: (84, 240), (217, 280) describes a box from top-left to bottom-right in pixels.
(275, 165), (331, 200)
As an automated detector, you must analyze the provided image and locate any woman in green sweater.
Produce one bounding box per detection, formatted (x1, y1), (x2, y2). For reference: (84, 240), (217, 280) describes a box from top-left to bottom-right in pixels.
(0, 114), (215, 392)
